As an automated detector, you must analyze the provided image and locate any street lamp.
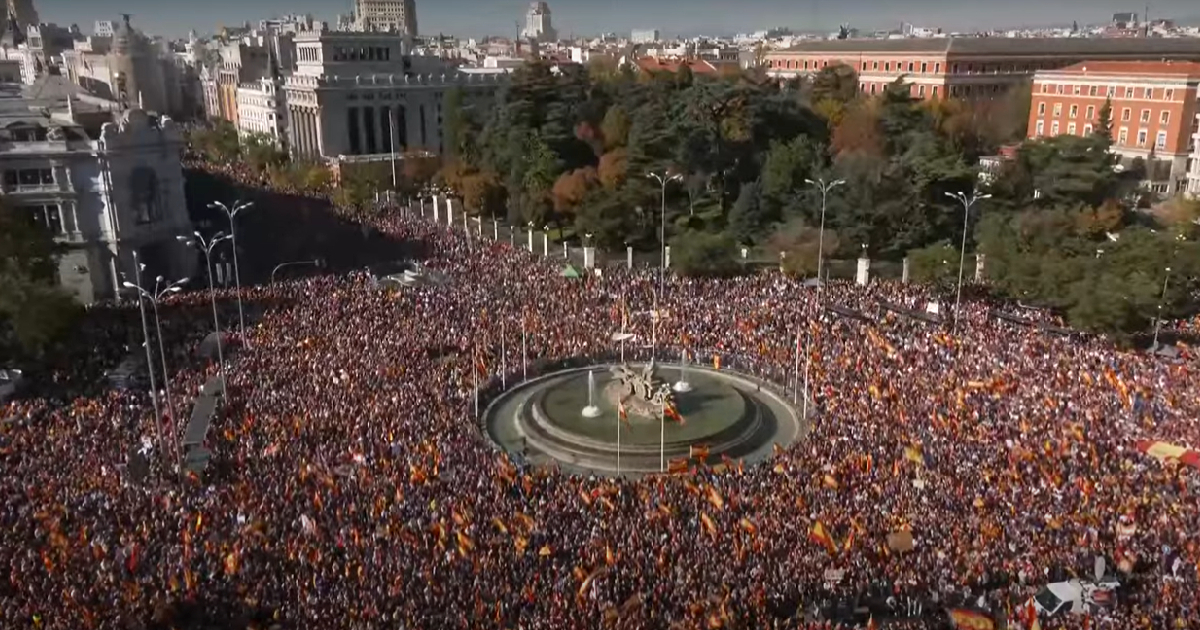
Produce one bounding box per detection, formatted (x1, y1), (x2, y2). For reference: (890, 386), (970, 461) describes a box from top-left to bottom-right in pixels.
(122, 250), (163, 470)
(803, 177), (845, 294)
(178, 231), (232, 400)
(1152, 266), (1172, 349)
(122, 271), (189, 475)
(647, 170), (681, 362)
(270, 259), (322, 284)
(944, 190), (992, 331)
(208, 199), (253, 346)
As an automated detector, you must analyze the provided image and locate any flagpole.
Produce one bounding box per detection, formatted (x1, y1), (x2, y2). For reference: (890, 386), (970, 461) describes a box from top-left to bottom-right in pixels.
(521, 318), (527, 382)
(802, 329), (812, 420)
(659, 398), (666, 473)
(794, 330), (801, 404)
(501, 319), (507, 390)
(616, 409), (621, 476)
(388, 108), (398, 199)
(473, 342), (480, 418)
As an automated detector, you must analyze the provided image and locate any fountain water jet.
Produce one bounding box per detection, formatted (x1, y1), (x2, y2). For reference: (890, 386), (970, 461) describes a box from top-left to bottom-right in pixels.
(581, 369), (602, 418)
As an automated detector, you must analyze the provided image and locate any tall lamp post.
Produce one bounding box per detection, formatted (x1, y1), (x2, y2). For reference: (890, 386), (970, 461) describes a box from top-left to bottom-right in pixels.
(122, 272), (189, 474)
(1152, 266), (1172, 349)
(124, 250), (163, 468)
(944, 190), (992, 332)
(647, 171), (681, 362)
(179, 231), (232, 400)
(208, 200), (253, 345)
(803, 177), (845, 295)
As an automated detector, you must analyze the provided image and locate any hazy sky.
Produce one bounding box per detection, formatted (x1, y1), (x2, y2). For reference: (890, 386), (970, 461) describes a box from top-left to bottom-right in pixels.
(40, 0), (1200, 39)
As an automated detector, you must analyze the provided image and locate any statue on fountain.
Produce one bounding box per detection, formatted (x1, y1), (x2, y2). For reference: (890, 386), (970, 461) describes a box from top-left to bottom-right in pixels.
(608, 360), (680, 421)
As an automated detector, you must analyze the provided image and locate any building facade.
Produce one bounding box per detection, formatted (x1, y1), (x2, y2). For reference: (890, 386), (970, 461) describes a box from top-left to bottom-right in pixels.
(5, 0), (38, 31)
(283, 31), (505, 161)
(630, 29), (660, 44)
(764, 38), (1200, 100)
(522, 2), (556, 43)
(353, 0), (418, 37)
(235, 78), (286, 143)
(1188, 114), (1200, 198)
(0, 81), (194, 303)
(61, 16), (188, 118)
(1029, 60), (1200, 196)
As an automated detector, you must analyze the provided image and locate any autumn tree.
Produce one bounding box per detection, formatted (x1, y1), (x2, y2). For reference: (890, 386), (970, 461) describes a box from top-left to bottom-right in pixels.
(551, 167), (598, 217)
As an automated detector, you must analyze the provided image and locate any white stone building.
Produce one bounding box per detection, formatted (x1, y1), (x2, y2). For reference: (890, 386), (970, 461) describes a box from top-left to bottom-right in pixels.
(353, 0), (418, 37)
(0, 78), (194, 303)
(283, 31), (506, 161)
(522, 2), (557, 43)
(235, 78), (285, 144)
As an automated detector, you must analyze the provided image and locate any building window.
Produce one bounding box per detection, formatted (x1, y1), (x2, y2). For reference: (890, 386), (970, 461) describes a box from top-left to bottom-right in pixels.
(861, 62), (868, 71)
(1143, 87), (1153, 99)
(1037, 102), (1045, 115)
(1124, 87), (1134, 98)
(1056, 84), (1064, 94)
(907, 62), (914, 72)
(1107, 86), (1116, 97)
(347, 106), (362, 155)
(20, 204), (64, 234)
(1118, 127), (1128, 145)
(1068, 123), (1076, 135)
(1074, 85), (1081, 95)
(1069, 104), (1078, 118)
(1035, 120), (1044, 136)
(1155, 130), (1167, 150)
(931, 86), (938, 97)
(1160, 111), (1170, 125)
(1121, 108), (1131, 122)
(872, 61), (878, 70)
(870, 84), (876, 95)
(1050, 121), (1059, 135)
(884, 62), (890, 71)
(1089, 86), (1098, 96)
(1165, 88), (1174, 100)
(918, 85), (925, 97)
(1042, 83), (1051, 93)
(1136, 129), (1147, 147)
(1083, 124), (1092, 135)
(1086, 105), (1095, 120)
(1140, 109), (1150, 123)
(920, 62), (927, 73)
(934, 63), (941, 73)
(1053, 103), (1062, 117)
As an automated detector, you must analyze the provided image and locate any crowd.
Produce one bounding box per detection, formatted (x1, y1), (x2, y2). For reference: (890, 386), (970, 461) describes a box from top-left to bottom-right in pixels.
(2, 169), (1198, 630)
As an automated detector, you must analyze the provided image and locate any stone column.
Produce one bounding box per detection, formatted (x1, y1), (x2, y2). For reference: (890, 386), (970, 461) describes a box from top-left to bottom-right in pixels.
(583, 246), (596, 269)
(445, 196), (453, 226)
(432, 195), (441, 222)
(527, 228), (534, 253)
(626, 245), (633, 269)
(664, 246), (671, 268)
(902, 257), (910, 284)
(856, 256), (871, 286)
(542, 233), (549, 257)
(974, 253), (985, 282)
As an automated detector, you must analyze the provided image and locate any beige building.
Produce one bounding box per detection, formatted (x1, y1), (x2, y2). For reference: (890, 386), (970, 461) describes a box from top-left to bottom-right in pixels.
(353, 0), (418, 37)
(61, 16), (187, 117)
(284, 31), (504, 161)
(0, 77), (195, 303)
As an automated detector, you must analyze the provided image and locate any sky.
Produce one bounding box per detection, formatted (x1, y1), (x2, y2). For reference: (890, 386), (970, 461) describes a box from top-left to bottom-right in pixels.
(39, 0), (1200, 40)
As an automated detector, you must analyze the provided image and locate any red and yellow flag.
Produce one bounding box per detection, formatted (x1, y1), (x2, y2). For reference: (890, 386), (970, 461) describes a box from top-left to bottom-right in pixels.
(808, 521), (838, 554)
(664, 402), (684, 424)
(618, 401), (629, 423)
(948, 609), (995, 630)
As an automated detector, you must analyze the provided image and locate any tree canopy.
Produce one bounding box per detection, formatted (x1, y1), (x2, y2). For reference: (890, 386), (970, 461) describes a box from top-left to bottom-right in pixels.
(0, 203), (79, 358)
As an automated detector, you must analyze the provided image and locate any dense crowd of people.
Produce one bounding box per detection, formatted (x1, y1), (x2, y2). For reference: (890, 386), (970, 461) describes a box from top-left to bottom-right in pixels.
(2, 166), (1199, 630)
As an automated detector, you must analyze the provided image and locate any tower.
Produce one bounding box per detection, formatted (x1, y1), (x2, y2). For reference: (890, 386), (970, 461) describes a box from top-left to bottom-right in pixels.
(521, 2), (556, 42)
(352, 0), (417, 37)
(5, 0), (37, 31)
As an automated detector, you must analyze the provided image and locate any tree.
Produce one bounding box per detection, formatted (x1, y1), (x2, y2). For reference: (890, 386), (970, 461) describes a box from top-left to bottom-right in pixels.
(810, 64), (859, 106)
(727, 181), (768, 245)
(460, 170), (507, 217)
(906, 242), (960, 288)
(597, 149), (628, 189)
(1093, 98), (1113, 144)
(242, 132), (286, 173)
(600, 105), (632, 151)
(0, 204), (79, 358)
(443, 87), (468, 159)
(767, 219), (840, 278)
(831, 100), (884, 158)
(670, 231), (740, 277)
(551, 167), (598, 217)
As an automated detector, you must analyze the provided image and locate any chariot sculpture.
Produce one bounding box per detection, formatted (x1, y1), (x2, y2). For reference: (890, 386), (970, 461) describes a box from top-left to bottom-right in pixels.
(610, 360), (676, 408)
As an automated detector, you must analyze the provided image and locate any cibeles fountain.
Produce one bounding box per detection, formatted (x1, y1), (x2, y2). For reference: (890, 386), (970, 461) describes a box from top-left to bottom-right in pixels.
(484, 357), (804, 476)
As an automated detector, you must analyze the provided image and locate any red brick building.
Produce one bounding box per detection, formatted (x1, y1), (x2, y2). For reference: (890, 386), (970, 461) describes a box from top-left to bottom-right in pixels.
(1028, 60), (1200, 195)
(764, 37), (1200, 101)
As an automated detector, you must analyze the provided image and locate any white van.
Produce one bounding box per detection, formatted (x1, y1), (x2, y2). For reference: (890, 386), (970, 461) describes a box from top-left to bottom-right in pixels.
(1032, 580), (1119, 616)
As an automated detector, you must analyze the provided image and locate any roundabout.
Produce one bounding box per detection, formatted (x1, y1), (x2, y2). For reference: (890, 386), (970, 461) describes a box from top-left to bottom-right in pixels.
(483, 361), (805, 476)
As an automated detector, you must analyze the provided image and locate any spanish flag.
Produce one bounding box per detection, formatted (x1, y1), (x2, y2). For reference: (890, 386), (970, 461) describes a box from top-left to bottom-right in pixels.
(700, 512), (718, 537)
(904, 446), (926, 467)
(664, 402), (684, 424)
(948, 609), (995, 630)
(808, 521), (838, 554)
(713, 355), (721, 370)
(618, 401), (629, 423)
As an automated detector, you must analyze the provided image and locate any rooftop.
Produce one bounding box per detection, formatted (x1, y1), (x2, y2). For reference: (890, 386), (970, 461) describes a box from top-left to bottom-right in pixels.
(635, 57), (719, 75)
(1044, 59), (1200, 77)
(773, 36), (1200, 57)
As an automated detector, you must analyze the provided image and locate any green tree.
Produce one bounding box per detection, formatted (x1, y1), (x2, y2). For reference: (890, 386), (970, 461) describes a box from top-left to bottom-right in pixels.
(906, 241), (960, 288)
(727, 181), (767, 245)
(670, 231), (740, 277)
(0, 204), (79, 357)
(1093, 98), (1113, 144)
